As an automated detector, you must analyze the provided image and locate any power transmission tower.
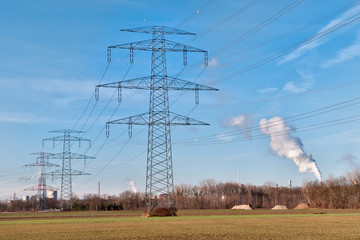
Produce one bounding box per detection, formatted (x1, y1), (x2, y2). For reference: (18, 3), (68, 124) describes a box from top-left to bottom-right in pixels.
(23, 152), (59, 211)
(43, 129), (94, 209)
(96, 26), (218, 216)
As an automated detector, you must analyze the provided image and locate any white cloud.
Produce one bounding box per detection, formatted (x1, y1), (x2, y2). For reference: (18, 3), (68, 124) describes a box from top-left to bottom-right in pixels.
(208, 57), (220, 67)
(0, 112), (52, 123)
(282, 70), (315, 93)
(227, 114), (254, 129)
(216, 133), (234, 142)
(322, 31), (360, 67)
(19, 78), (95, 107)
(279, 4), (360, 64)
(283, 81), (306, 93)
(30, 78), (94, 95)
(258, 87), (278, 94)
(224, 114), (253, 139)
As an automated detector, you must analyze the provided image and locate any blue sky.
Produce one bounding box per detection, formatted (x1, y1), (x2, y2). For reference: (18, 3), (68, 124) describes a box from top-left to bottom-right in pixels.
(1, 0), (360, 200)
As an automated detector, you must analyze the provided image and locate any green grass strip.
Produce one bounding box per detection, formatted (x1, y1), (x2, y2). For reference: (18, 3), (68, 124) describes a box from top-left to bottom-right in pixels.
(1, 212), (360, 225)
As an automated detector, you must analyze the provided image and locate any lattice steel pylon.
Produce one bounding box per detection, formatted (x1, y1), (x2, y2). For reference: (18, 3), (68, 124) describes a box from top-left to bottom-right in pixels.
(23, 152), (59, 211)
(43, 129), (94, 209)
(96, 26), (218, 216)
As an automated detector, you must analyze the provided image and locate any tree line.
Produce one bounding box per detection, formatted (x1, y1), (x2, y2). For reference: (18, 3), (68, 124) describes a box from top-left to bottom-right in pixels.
(1, 169), (359, 211)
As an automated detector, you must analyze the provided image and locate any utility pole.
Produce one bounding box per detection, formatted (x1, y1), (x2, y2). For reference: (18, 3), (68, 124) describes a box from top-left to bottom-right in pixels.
(43, 129), (95, 209)
(96, 26), (218, 216)
(23, 152), (59, 211)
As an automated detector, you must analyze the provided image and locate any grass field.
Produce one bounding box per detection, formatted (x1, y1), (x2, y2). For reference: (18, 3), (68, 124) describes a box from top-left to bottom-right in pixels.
(1, 209), (360, 239)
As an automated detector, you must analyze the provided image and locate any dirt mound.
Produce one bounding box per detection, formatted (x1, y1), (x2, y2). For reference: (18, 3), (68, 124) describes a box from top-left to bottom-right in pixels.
(271, 205), (288, 210)
(294, 203), (310, 209)
(143, 207), (177, 217)
(231, 204), (253, 210)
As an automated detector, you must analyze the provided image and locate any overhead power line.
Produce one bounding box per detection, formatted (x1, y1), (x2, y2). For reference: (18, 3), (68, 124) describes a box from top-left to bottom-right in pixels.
(182, 0), (304, 74)
(189, 0), (260, 42)
(173, 97), (360, 144)
(235, 79), (360, 105)
(224, 0), (360, 59)
(211, 10), (360, 84)
(173, 114), (360, 146)
(174, 0), (216, 28)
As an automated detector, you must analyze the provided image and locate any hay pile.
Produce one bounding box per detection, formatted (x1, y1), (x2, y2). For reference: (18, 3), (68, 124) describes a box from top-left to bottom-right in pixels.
(271, 205), (288, 210)
(231, 204), (253, 210)
(294, 203), (310, 209)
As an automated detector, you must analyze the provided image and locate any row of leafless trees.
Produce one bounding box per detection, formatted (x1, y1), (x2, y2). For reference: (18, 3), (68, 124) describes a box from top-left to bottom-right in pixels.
(0, 198), (58, 212)
(303, 169), (360, 209)
(174, 179), (305, 209)
(72, 182), (305, 211)
(1, 169), (359, 211)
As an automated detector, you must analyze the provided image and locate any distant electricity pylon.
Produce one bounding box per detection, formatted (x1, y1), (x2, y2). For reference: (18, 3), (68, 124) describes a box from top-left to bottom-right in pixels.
(23, 152), (59, 211)
(96, 26), (218, 215)
(43, 129), (94, 209)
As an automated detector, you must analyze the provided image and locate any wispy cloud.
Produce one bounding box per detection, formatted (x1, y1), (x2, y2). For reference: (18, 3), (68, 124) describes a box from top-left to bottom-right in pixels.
(258, 87), (278, 94)
(282, 81), (307, 93)
(279, 4), (360, 64)
(208, 57), (220, 68)
(338, 153), (360, 169)
(223, 114), (253, 139)
(322, 31), (360, 67)
(283, 70), (315, 93)
(216, 133), (234, 142)
(0, 112), (53, 123)
(38, 79), (95, 108)
(30, 78), (94, 95)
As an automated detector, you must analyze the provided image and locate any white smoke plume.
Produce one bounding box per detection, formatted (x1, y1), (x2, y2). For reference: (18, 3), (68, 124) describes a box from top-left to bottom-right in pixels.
(259, 116), (322, 181)
(129, 181), (137, 193)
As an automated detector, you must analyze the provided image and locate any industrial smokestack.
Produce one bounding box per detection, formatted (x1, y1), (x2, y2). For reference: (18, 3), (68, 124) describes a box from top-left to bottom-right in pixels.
(259, 116), (322, 181)
(129, 181), (137, 193)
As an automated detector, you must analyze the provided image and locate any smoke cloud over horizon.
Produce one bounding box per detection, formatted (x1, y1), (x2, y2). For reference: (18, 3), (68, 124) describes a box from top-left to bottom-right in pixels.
(259, 116), (322, 181)
(129, 181), (137, 193)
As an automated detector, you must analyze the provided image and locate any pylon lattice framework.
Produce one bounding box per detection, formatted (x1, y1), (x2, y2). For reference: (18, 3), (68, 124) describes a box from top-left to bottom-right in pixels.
(23, 152), (59, 211)
(96, 26), (218, 215)
(43, 129), (94, 209)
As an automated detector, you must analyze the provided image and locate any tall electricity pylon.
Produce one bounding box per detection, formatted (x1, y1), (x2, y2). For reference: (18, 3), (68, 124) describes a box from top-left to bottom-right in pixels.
(96, 26), (218, 215)
(23, 152), (59, 211)
(43, 129), (94, 209)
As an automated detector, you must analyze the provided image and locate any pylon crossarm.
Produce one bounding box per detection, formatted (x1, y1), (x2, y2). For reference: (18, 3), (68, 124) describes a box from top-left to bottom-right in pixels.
(108, 112), (209, 126)
(24, 185), (58, 191)
(120, 26), (196, 35)
(109, 39), (206, 53)
(30, 152), (55, 157)
(169, 112), (210, 125)
(19, 176), (37, 181)
(47, 169), (91, 176)
(48, 152), (96, 160)
(23, 162), (59, 167)
(108, 112), (149, 125)
(43, 135), (90, 142)
(43, 135), (91, 148)
(97, 76), (150, 90)
(49, 129), (84, 134)
(96, 75), (218, 91)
